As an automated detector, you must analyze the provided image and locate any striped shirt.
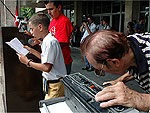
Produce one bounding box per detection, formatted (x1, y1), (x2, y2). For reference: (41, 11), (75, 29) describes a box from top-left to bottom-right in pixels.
(127, 32), (150, 93)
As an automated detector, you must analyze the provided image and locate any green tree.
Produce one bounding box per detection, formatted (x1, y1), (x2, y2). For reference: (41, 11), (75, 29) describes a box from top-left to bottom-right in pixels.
(21, 7), (35, 19)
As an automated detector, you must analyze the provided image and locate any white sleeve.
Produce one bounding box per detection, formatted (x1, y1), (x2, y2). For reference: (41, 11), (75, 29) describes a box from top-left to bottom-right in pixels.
(41, 40), (58, 64)
(90, 23), (96, 33)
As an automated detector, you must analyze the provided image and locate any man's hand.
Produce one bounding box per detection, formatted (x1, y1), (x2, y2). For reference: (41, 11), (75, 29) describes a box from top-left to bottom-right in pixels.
(95, 82), (150, 111)
(17, 54), (29, 65)
(103, 71), (134, 86)
(28, 38), (40, 46)
(83, 22), (88, 27)
(103, 79), (119, 86)
(24, 30), (32, 36)
(24, 46), (34, 54)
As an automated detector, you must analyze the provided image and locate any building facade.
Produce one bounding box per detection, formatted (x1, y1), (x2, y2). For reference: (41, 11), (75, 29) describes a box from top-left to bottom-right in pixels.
(63, 1), (150, 33)
(0, 0), (150, 33)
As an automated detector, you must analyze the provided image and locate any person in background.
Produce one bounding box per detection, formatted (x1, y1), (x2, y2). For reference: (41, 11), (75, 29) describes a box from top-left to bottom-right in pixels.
(17, 13), (66, 100)
(18, 17), (28, 32)
(132, 20), (137, 27)
(96, 19), (103, 31)
(101, 18), (111, 30)
(81, 29), (150, 112)
(126, 21), (135, 36)
(70, 25), (81, 47)
(44, 1), (73, 75)
(80, 14), (96, 71)
(134, 16), (146, 33)
(96, 18), (111, 33)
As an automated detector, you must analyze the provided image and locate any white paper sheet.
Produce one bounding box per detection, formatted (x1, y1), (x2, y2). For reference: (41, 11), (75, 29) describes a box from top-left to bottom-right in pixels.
(40, 101), (73, 113)
(6, 37), (29, 56)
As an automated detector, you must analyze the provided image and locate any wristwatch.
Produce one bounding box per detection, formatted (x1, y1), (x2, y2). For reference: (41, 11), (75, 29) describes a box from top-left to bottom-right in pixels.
(27, 59), (33, 67)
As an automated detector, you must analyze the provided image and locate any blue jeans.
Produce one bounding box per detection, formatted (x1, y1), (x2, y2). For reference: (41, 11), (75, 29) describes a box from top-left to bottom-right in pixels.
(66, 63), (72, 75)
(84, 56), (94, 68)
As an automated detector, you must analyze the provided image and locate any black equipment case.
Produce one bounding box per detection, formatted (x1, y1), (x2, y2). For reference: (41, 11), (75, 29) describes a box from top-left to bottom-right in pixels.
(39, 73), (139, 113)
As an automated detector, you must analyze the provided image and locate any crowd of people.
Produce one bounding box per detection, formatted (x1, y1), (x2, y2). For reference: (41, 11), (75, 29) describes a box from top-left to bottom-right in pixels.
(15, 0), (150, 112)
(126, 17), (146, 36)
(80, 14), (96, 71)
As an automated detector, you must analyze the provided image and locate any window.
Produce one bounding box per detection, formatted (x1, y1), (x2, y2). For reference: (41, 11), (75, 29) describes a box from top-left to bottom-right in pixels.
(101, 2), (111, 13)
(112, 15), (120, 31)
(94, 1), (101, 14)
(121, 14), (124, 32)
(140, 1), (149, 11)
(112, 2), (120, 13)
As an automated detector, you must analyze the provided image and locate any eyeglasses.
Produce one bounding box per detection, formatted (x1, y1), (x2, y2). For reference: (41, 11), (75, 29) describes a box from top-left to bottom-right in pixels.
(94, 63), (105, 76)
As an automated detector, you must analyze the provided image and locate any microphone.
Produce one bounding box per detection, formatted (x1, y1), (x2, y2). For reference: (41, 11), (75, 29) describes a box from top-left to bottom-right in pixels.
(28, 38), (34, 45)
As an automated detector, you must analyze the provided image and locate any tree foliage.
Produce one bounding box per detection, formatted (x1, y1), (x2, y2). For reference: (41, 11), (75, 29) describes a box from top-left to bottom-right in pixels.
(20, 7), (35, 19)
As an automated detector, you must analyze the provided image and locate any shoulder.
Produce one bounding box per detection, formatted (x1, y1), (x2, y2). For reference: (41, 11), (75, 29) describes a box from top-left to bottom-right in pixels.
(91, 23), (96, 26)
(62, 15), (70, 20)
(60, 15), (72, 24)
(91, 23), (96, 28)
(44, 34), (57, 43)
(135, 23), (140, 27)
(49, 35), (58, 43)
(128, 33), (150, 41)
(107, 25), (111, 29)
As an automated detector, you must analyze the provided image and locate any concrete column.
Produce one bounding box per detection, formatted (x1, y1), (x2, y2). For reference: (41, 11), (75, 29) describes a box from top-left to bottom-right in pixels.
(132, 1), (140, 21)
(0, 0), (6, 27)
(18, 0), (21, 16)
(74, 1), (82, 27)
(0, 1), (1, 26)
(1, 0), (16, 27)
(124, 0), (140, 33)
(0, 27), (7, 113)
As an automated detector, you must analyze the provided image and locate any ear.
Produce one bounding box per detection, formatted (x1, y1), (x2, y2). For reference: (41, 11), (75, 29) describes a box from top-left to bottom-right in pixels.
(106, 58), (120, 67)
(38, 24), (43, 32)
(58, 5), (62, 11)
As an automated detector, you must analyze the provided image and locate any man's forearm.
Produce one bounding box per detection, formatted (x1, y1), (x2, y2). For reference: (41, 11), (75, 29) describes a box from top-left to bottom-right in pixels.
(80, 24), (84, 32)
(28, 61), (52, 72)
(30, 49), (41, 59)
(85, 24), (92, 35)
(135, 93), (150, 111)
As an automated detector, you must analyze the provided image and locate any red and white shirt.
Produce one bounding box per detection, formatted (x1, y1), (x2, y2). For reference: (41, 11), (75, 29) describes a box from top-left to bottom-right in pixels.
(49, 15), (73, 65)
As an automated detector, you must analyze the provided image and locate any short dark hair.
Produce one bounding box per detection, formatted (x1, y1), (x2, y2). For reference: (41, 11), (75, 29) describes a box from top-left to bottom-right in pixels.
(102, 17), (109, 23)
(139, 16), (145, 21)
(128, 21), (134, 28)
(29, 13), (50, 29)
(44, 0), (62, 8)
(87, 14), (94, 21)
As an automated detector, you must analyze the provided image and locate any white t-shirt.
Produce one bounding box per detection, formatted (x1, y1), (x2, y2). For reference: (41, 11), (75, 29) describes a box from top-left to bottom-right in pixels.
(41, 33), (67, 80)
(80, 22), (96, 43)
